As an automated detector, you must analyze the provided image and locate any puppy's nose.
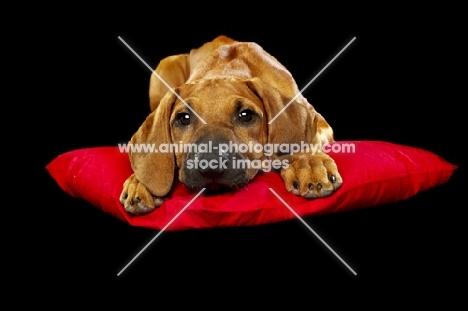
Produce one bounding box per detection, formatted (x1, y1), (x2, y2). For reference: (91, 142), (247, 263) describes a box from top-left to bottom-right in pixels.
(197, 152), (228, 180)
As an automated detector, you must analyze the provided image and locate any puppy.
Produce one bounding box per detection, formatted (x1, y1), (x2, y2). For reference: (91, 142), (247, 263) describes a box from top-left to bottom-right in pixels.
(121, 35), (342, 214)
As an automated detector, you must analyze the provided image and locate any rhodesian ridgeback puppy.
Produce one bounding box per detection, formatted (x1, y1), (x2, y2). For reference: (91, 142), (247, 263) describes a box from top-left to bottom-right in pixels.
(121, 35), (342, 214)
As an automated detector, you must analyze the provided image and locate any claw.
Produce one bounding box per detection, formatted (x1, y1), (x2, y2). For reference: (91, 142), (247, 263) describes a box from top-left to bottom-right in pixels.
(293, 180), (299, 189)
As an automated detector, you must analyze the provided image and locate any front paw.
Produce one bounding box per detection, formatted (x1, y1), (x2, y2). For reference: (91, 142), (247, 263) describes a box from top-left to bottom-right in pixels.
(120, 174), (164, 215)
(280, 152), (342, 198)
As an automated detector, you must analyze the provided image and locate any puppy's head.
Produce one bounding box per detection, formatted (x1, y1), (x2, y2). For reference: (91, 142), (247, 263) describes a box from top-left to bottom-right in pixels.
(129, 78), (318, 196)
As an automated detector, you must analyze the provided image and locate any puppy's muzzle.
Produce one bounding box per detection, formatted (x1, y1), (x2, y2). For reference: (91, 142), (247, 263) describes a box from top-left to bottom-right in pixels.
(183, 136), (251, 191)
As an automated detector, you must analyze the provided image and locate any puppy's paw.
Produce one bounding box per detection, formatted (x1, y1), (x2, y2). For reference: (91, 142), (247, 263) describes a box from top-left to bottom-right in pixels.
(120, 174), (164, 215)
(280, 152), (342, 198)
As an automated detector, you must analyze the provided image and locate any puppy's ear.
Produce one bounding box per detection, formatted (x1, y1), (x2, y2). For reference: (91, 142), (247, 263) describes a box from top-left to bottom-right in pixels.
(245, 77), (319, 146)
(129, 91), (176, 197)
(149, 54), (190, 112)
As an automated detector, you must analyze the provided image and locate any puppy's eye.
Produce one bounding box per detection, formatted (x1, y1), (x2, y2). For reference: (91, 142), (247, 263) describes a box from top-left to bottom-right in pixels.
(239, 109), (254, 123)
(176, 112), (190, 126)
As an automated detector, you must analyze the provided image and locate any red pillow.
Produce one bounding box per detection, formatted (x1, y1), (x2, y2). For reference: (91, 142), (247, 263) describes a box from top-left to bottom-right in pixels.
(46, 141), (456, 231)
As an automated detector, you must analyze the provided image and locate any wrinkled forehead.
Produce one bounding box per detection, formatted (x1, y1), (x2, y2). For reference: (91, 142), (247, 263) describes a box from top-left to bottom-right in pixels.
(174, 79), (261, 112)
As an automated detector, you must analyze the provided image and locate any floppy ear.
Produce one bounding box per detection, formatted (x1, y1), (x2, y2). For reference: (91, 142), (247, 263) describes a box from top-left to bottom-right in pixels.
(245, 77), (319, 146)
(129, 91), (176, 197)
(149, 54), (190, 112)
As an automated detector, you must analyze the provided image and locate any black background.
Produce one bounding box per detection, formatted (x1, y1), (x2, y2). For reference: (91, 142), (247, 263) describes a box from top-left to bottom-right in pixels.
(34, 6), (465, 296)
